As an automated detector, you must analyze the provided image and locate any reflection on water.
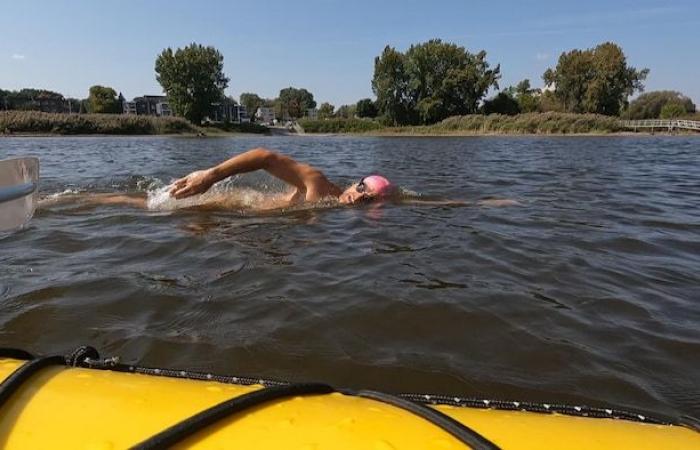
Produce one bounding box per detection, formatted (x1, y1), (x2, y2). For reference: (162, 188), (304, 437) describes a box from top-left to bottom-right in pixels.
(1, 135), (699, 421)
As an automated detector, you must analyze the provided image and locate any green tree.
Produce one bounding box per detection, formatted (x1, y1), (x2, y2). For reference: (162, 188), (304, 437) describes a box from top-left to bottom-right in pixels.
(512, 79), (541, 112)
(335, 104), (357, 119)
(1, 88), (66, 112)
(543, 42), (648, 115)
(624, 91), (696, 119)
(660, 102), (688, 119)
(482, 92), (520, 115)
(66, 98), (82, 114)
(318, 102), (335, 119)
(407, 40), (500, 124)
(373, 40), (500, 125)
(372, 46), (414, 125)
(240, 92), (264, 119)
(275, 87), (316, 119)
(87, 85), (121, 113)
(356, 98), (378, 118)
(155, 43), (229, 124)
(538, 90), (564, 112)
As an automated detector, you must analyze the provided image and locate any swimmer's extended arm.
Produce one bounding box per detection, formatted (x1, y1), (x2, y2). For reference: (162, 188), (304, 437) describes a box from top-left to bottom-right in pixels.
(169, 148), (324, 199)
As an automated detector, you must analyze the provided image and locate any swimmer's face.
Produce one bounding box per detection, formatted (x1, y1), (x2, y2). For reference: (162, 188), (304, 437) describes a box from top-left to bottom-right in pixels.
(339, 183), (371, 205)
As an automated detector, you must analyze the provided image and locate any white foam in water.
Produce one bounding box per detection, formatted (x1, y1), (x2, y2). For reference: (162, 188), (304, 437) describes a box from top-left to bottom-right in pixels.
(146, 182), (270, 211)
(146, 185), (177, 210)
(136, 176), (165, 192)
(46, 188), (82, 199)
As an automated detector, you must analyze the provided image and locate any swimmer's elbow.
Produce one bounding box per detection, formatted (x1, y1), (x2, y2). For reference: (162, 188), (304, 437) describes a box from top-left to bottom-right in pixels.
(249, 147), (275, 166)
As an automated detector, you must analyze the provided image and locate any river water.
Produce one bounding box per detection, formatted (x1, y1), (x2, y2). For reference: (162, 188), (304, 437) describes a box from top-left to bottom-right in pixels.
(1, 135), (698, 420)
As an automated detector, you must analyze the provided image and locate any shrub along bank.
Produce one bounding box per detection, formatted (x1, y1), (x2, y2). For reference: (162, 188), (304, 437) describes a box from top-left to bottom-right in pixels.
(299, 113), (625, 135)
(0, 111), (199, 135)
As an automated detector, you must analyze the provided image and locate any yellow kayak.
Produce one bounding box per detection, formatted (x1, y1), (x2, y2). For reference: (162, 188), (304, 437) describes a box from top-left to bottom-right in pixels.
(0, 348), (698, 449)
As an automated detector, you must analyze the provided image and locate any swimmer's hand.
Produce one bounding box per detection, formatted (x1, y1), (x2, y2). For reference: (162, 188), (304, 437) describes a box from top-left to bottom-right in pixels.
(169, 169), (216, 199)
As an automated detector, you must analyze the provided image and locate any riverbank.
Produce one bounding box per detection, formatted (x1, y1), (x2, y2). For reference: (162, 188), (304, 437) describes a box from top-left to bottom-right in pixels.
(0, 111), (199, 135)
(0, 111), (269, 136)
(3, 111), (696, 138)
(300, 113), (626, 136)
(299, 112), (700, 136)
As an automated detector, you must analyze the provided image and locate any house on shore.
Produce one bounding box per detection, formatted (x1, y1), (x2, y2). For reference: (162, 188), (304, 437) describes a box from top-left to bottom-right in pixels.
(123, 95), (171, 117)
(208, 100), (250, 123)
(255, 107), (276, 124)
(122, 95), (249, 123)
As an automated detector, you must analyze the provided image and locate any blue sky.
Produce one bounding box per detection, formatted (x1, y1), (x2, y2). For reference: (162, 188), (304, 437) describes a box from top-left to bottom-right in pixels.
(2, 0), (699, 106)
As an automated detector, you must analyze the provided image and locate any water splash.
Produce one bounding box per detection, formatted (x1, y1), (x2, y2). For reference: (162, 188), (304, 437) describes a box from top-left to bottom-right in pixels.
(146, 181), (277, 211)
(45, 188), (83, 199)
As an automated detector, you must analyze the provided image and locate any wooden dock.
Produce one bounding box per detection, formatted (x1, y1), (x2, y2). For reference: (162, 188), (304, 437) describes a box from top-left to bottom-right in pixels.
(620, 119), (700, 132)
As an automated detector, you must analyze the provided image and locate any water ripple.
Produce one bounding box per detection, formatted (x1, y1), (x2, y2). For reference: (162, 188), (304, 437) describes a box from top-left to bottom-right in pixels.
(1, 135), (699, 421)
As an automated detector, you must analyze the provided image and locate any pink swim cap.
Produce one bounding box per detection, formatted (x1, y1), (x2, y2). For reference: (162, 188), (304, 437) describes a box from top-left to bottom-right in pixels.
(361, 175), (393, 197)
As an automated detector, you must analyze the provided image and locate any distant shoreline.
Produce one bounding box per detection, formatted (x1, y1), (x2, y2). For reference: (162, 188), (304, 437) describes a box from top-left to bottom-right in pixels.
(2, 111), (697, 138)
(356, 130), (694, 138)
(3, 130), (697, 139)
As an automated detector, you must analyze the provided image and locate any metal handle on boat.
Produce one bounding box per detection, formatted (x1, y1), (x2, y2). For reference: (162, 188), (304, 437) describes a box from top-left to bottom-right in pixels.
(0, 181), (37, 204)
(0, 157), (40, 232)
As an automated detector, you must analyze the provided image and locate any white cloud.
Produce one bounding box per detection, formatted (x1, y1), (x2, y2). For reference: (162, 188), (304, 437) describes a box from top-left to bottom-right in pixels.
(536, 52), (550, 61)
(11, 54), (25, 60)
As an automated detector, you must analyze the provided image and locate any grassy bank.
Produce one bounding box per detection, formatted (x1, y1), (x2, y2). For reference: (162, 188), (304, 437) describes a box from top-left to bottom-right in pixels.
(0, 111), (199, 135)
(299, 113), (627, 135)
(201, 121), (269, 134)
(298, 117), (383, 133)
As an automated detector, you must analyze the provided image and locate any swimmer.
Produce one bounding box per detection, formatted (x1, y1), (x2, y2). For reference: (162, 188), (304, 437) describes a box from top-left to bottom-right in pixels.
(43, 147), (518, 210)
(167, 147), (519, 207)
(170, 147), (394, 205)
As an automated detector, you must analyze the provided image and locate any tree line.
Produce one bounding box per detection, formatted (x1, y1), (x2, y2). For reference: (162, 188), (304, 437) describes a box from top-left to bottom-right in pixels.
(368, 40), (695, 124)
(148, 40), (699, 124)
(0, 86), (129, 115)
(3, 40), (695, 126)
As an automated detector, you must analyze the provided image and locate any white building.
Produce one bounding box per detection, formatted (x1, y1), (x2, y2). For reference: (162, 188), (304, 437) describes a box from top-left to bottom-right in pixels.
(123, 101), (137, 115)
(208, 102), (250, 123)
(255, 107), (276, 124)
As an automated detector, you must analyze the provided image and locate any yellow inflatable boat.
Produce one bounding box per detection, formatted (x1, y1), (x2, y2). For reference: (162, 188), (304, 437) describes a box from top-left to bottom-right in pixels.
(0, 347), (698, 449)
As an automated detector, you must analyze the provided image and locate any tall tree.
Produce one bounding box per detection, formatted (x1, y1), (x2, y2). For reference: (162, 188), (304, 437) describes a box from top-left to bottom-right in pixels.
(240, 92), (264, 118)
(372, 46), (414, 125)
(275, 87), (316, 119)
(355, 98), (378, 118)
(543, 42), (648, 115)
(513, 79), (541, 112)
(87, 85), (120, 114)
(373, 40), (500, 125)
(155, 43), (229, 124)
(408, 40), (500, 123)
